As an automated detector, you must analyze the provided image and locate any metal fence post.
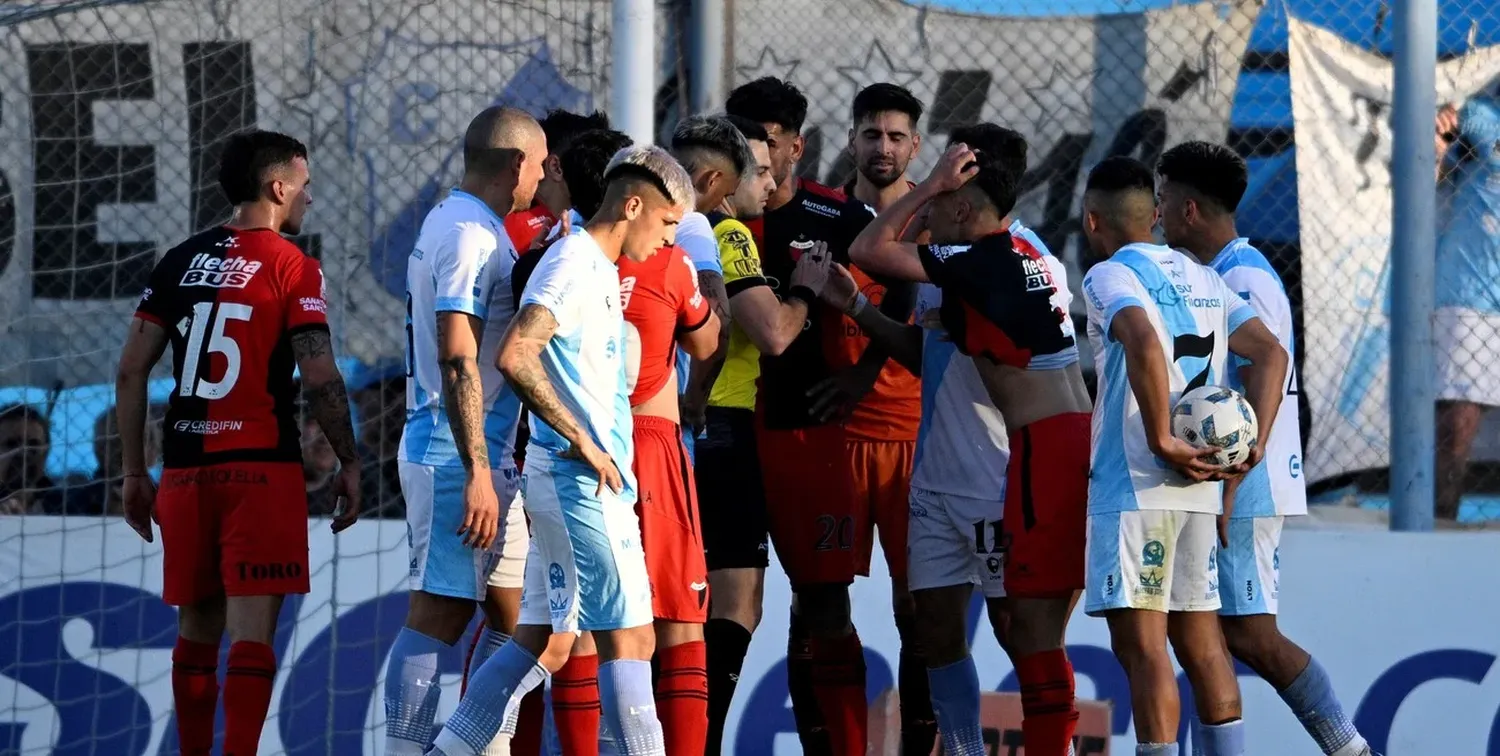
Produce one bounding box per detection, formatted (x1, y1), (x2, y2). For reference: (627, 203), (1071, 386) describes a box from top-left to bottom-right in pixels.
(1390, 0), (1439, 532)
(689, 0), (726, 116)
(613, 0), (656, 144)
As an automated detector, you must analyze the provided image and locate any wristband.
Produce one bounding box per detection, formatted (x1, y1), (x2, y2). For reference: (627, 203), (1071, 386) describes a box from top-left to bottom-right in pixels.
(786, 285), (817, 306)
(845, 292), (870, 318)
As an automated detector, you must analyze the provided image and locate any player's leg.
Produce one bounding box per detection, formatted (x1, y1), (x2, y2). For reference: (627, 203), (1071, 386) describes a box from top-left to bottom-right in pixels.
(1216, 517), (1371, 756)
(1433, 307), (1500, 522)
(868, 440), (933, 756)
(1088, 511), (1183, 753)
(465, 470), (531, 755)
(217, 462), (311, 756)
(385, 463), (486, 755)
(157, 467), (228, 756)
(704, 567), (762, 753)
(552, 631), (602, 756)
(1166, 513), (1242, 756)
(1435, 400), (1483, 521)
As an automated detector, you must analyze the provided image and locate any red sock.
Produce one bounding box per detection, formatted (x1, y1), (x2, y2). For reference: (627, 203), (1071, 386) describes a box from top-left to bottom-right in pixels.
(1015, 649), (1079, 756)
(511, 686), (545, 756)
(460, 624), (484, 697)
(809, 632), (868, 756)
(552, 653), (601, 756)
(172, 637), (220, 756)
(222, 641), (277, 756)
(655, 641), (709, 756)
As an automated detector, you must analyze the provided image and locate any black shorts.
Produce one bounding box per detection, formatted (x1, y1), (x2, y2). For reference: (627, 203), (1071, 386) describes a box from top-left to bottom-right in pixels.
(695, 406), (770, 571)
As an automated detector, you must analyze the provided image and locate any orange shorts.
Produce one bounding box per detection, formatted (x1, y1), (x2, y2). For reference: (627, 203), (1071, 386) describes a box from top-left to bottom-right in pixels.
(156, 462), (310, 606)
(1004, 413), (1090, 597)
(632, 416), (709, 623)
(760, 421), (914, 586)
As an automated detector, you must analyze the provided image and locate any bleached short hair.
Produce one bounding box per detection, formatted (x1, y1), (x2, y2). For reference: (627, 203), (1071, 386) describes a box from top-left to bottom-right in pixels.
(603, 145), (696, 211)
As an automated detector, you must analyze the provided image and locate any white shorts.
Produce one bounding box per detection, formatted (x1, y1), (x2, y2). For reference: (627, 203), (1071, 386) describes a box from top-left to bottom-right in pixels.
(517, 461), (654, 634)
(1084, 510), (1220, 615)
(906, 487), (1006, 598)
(400, 462), (529, 601)
(1436, 307), (1500, 406)
(1216, 516), (1283, 616)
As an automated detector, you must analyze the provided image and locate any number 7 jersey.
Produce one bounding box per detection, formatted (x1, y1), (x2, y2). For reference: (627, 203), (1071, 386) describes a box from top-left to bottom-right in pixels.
(1083, 243), (1257, 514)
(134, 226), (329, 468)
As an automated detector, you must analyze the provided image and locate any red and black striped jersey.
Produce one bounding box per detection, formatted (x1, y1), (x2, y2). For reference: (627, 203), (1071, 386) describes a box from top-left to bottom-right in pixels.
(134, 226), (329, 468)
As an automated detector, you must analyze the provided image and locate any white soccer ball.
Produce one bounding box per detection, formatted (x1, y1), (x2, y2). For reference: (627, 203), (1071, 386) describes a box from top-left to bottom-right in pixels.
(1170, 386), (1259, 468)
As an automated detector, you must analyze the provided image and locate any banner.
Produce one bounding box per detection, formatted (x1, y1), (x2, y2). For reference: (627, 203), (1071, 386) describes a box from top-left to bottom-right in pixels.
(1290, 17), (1500, 482)
(3, 517), (1500, 754)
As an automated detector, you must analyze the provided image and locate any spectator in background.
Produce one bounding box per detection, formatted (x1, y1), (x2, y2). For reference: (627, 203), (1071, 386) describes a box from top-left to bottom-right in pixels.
(303, 415), (341, 516)
(66, 404), (164, 516)
(0, 403), (64, 515)
(1435, 95), (1500, 521)
(351, 359), (406, 518)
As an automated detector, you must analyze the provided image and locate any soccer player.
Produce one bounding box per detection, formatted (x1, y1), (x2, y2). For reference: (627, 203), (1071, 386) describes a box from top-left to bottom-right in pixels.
(1157, 142), (1376, 756)
(429, 145), (696, 756)
(504, 109), (611, 253)
(849, 129), (1091, 756)
(724, 76), (917, 756)
(383, 106), (546, 756)
(1080, 156), (1288, 756)
(116, 129), (361, 756)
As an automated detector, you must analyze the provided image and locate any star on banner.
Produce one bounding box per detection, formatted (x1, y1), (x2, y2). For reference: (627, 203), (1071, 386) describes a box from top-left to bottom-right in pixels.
(1021, 60), (1096, 136)
(836, 41), (921, 92)
(736, 46), (800, 86)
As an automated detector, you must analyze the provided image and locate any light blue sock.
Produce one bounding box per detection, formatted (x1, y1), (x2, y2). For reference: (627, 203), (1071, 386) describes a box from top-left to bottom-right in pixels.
(383, 627), (451, 755)
(598, 659), (665, 756)
(1137, 743), (1179, 755)
(430, 642), (548, 756)
(1199, 719), (1245, 756)
(470, 628), (510, 677)
(1279, 658), (1367, 755)
(1190, 719), (1208, 756)
(926, 657), (983, 756)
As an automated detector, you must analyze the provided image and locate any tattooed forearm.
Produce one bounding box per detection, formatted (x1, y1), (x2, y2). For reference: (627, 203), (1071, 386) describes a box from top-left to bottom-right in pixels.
(290, 329), (330, 360)
(305, 377), (360, 464)
(436, 314), (490, 471)
(499, 305), (589, 449)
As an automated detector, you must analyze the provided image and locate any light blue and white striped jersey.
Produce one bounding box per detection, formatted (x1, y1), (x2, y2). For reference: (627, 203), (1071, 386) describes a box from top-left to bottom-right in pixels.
(519, 230), (638, 504)
(400, 190), (523, 468)
(1083, 243), (1257, 515)
(1210, 238), (1306, 517)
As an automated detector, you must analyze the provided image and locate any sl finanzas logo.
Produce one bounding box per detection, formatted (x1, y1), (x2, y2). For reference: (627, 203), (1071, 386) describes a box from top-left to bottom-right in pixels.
(0, 582), (1496, 755)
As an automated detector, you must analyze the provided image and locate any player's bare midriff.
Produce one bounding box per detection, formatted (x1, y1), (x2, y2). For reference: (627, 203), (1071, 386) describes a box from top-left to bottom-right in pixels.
(973, 360), (1092, 430)
(633, 367), (681, 425)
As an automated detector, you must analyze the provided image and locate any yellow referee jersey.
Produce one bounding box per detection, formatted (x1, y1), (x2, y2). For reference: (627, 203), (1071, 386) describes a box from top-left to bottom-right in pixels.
(707, 213), (763, 410)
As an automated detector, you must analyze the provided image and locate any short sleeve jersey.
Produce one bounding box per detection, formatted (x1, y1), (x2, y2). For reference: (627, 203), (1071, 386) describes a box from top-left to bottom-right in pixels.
(504, 202), (558, 254)
(401, 190), (524, 469)
(519, 230), (638, 502)
(1211, 238), (1306, 517)
(1083, 243), (1257, 515)
(619, 246), (713, 406)
(134, 227), (328, 468)
(706, 213), (764, 411)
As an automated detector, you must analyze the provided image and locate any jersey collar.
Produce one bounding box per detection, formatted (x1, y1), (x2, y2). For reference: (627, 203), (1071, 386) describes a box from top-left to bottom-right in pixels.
(448, 189), (507, 226)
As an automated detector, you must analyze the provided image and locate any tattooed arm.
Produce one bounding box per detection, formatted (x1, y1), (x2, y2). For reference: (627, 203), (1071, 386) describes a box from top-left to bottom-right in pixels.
(496, 304), (591, 450)
(436, 312), (491, 471)
(683, 270), (731, 433)
(291, 328), (360, 466)
(116, 318), (169, 476)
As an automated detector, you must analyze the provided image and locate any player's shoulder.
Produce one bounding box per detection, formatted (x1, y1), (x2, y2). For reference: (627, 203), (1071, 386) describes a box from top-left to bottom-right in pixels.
(1008, 220), (1054, 258)
(791, 180), (853, 221)
(680, 210), (713, 235)
(1211, 240), (1282, 284)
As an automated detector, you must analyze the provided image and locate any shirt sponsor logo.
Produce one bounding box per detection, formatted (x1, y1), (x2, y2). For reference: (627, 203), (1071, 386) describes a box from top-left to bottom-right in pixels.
(180, 253), (263, 288)
(801, 199), (840, 218)
(1021, 256), (1054, 293)
(167, 467), (268, 486)
(620, 275), (637, 310)
(929, 244), (969, 262)
(172, 419), (244, 435)
(299, 297), (326, 314)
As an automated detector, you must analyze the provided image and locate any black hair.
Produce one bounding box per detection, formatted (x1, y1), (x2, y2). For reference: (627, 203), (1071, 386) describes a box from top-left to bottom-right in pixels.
(724, 113), (770, 143)
(0, 403), (49, 437)
(218, 130), (307, 205)
(1086, 155), (1157, 195)
(725, 77), (808, 134)
(948, 123), (1027, 217)
(560, 129), (635, 219)
(852, 83), (924, 127)
(1156, 141), (1248, 214)
(672, 116), (751, 176)
(539, 109), (610, 157)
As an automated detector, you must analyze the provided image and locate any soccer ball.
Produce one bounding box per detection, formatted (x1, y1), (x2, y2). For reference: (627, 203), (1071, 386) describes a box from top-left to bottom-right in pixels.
(1170, 386), (1259, 468)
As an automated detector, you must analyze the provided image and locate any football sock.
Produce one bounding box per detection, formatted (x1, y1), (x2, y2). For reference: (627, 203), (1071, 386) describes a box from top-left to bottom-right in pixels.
(786, 611), (829, 754)
(926, 656), (983, 756)
(704, 618), (753, 756)
(383, 628), (450, 755)
(1015, 649), (1080, 756)
(1278, 658), (1368, 756)
(222, 641), (277, 756)
(461, 625), (483, 697)
(1191, 719), (1208, 756)
(467, 629), (515, 756)
(893, 613), (937, 756)
(599, 659), (666, 756)
(431, 642), (548, 756)
(553, 653), (602, 756)
(510, 687), (545, 756)
(1198, 719), (1245, 756)
(1137, 744), (1179, 755)
(172, 637), (220, 756)
(809, 631), (868, 756)
(654, 640), (709, 756)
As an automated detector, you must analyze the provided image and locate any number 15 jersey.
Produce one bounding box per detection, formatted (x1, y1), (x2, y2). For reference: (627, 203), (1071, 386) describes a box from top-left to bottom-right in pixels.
(134, 226), (329, 468)
(1083, 243), (1257, 515)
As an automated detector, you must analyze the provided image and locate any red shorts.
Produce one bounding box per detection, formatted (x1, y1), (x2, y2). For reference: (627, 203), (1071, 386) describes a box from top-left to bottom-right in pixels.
(848, 439), (914, 580)
(1004, 413), (1090, 597)
(156, 462), (310, 606)
(760, 422), (850, 586)
(632, 416), (709, 623)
